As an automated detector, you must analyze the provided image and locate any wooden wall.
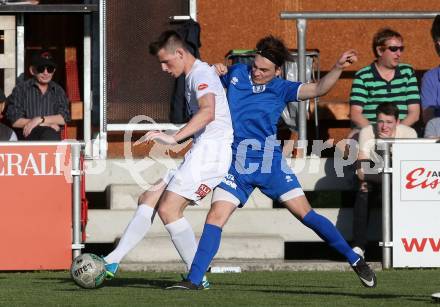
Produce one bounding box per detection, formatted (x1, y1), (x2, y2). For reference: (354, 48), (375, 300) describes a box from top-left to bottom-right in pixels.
(197, 0), (439, 104)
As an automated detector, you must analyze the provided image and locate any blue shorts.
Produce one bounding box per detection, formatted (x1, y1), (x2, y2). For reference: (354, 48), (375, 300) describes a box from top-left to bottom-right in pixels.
(217, 154), (302, 207)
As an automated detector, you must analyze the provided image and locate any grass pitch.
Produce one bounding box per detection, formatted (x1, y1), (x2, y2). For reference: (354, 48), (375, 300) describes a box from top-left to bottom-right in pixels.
(0, 269), (439, 306)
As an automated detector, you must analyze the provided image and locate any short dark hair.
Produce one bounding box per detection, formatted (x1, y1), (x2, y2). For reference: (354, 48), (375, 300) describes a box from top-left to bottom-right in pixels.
(376, 102), (400, 120)
(255, 35), (292, 67)
(149, 30), (187, 56)
(372, 28), (403, 58)
(431, 15), (440, 42)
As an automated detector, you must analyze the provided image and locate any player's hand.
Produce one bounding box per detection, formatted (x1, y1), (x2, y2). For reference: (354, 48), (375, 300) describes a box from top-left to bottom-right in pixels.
(144, 130), (177, 145)
(23, 116), (43, 137)
(335, 49), (358, 69)
(213, 63), (228, 76)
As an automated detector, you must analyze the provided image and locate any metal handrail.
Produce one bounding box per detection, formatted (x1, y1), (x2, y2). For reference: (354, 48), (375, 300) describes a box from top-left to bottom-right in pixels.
(279, 11), (440, 148)
(280, 11), (439, 20)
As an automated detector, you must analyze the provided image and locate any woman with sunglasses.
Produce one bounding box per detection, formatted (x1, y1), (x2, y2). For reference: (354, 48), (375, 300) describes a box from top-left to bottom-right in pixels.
(6, 50), (70, 140)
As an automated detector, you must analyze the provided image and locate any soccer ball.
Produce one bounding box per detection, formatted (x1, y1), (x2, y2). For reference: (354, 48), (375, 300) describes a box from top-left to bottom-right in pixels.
(70, 253), (106, 289)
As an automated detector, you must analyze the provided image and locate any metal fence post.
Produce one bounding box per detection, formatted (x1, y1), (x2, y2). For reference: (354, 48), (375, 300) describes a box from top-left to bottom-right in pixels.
(71, 142), (84, 259)
(381, 141), (392, 269)
(296, 18), (307, 153)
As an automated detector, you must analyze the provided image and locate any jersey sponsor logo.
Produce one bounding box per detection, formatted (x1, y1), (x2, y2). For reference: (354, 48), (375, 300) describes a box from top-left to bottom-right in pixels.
(197, 83), (209, 91)
(252, 84), (266, 93)
(195, 184), (211, 198)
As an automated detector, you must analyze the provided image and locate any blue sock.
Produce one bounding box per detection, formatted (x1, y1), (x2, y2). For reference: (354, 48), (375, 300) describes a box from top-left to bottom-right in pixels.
(302, 210), (360, 265)
(187, 223), (222, 286)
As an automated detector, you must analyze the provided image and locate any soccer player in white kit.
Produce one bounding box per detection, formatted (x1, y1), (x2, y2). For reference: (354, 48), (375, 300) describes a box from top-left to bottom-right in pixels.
(103, 31), (233, 289)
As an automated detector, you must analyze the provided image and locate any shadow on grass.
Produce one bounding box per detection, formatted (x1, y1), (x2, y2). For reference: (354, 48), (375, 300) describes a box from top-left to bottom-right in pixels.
(213, 281), (341, 289)
(247, 288), (428, 302)
(34, 276), (177, 290)
(104, 277), (176, 289)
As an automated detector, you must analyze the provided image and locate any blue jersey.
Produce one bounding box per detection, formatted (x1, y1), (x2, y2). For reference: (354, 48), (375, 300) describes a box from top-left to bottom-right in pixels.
(221, 64), (302, 158)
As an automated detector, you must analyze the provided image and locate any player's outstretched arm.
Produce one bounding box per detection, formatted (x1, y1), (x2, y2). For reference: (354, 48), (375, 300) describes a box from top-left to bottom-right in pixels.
(144, 93), (215, 145)
(298, 49), (358, 100)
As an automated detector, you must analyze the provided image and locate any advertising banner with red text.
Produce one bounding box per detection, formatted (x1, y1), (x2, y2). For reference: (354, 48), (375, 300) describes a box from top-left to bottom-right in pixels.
(0, 142), (72, 270)
(392, 143), (440, 267)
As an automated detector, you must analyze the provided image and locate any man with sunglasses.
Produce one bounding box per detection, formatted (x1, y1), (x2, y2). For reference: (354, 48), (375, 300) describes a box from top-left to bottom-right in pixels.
(6, 50), (70, 140)
(349, 28), (420, 257)
(350, 28), (420, 130)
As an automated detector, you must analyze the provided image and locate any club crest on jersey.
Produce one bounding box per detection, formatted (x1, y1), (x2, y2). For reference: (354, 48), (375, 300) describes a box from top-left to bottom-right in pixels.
(197, 83), (209, 91)
(195, 184), (211, 198)
(252, 84), (266, 93)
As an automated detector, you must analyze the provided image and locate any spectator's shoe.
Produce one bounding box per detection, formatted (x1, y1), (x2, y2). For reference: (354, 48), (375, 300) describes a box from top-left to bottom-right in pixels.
(105, 262), (119, 280)
(352, 246), (365, 258)
(180, 273), (210, 290)
(166, 280), (203, 290)
(351, 257), (377, 288)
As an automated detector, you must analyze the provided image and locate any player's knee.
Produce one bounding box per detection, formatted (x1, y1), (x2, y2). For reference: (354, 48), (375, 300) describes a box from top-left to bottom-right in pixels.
(157, 203), (180, 223)
(206, 210), (228, 228)
(156, 204), (168, 219)
(138, 191), (150, 205)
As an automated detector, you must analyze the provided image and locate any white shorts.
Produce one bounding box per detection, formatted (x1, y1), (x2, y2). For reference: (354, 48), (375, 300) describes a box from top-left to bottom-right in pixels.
(163, 139), (232, 204)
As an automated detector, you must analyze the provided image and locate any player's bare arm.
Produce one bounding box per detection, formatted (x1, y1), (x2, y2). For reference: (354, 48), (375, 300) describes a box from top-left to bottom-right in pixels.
(145, 93), (216, 144)
(298, 49), (358, 100)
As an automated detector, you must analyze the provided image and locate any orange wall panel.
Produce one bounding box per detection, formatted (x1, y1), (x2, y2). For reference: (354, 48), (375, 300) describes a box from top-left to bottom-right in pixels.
(198, 0), (440, 103)
(0, 144), (73, 270)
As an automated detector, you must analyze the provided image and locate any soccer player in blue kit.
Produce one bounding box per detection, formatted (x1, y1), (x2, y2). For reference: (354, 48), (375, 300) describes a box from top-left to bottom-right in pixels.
(169, 35), (377, 290)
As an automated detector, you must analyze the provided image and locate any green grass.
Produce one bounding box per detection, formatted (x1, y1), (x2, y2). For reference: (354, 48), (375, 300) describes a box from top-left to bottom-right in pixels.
(0, 270), (439, 306)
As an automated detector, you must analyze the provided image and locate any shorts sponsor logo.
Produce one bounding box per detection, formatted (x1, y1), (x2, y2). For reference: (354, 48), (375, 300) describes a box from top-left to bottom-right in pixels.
(285, 175), (293, 183)
(197, 83), (208, 91)
(195, 184), (211, 198)
(231, 77), (238, 85)
(223, 174), (237, 189)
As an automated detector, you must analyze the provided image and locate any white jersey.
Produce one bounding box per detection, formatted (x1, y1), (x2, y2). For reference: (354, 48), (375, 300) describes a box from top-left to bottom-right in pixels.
(160, 60), (233, 203)
(185, 59), (233, 143)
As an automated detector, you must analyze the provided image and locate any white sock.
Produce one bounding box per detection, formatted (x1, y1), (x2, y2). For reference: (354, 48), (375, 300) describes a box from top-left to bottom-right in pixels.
(165, 217), (197, 271)
(104, 204), (154, 264)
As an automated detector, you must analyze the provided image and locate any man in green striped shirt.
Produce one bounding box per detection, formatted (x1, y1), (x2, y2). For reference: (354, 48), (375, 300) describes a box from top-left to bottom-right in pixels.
(349, 28), (420, 129)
